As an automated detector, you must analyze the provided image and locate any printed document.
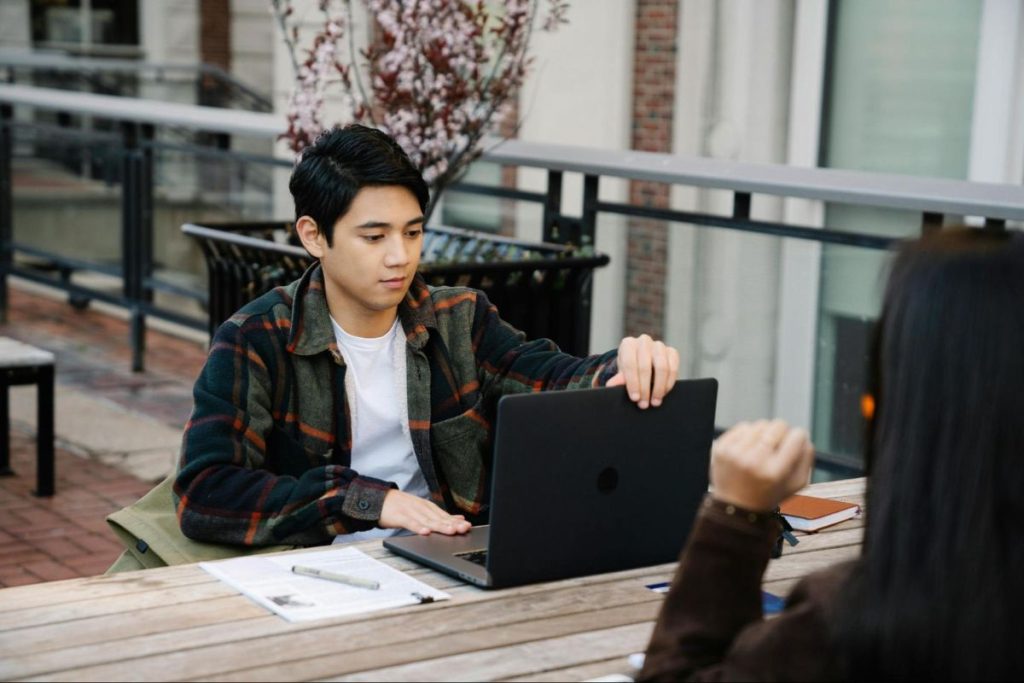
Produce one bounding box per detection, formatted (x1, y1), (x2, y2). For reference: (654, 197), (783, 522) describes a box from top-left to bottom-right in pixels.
(200, 546), (450, 622)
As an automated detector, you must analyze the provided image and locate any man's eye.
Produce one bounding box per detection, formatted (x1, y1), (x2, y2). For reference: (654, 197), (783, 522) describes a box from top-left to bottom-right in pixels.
(406, 229), (423, 238)
(363, 234), (385, 242)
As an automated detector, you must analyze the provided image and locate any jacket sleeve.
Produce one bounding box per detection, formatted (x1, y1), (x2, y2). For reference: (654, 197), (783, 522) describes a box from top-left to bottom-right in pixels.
(639, 498), (842, 682)
(174, 321), (395, 547)
(470, 290), (619, 397)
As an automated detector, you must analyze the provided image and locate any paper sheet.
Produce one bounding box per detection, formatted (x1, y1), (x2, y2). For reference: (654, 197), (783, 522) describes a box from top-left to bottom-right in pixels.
(200, 546), (450, 622)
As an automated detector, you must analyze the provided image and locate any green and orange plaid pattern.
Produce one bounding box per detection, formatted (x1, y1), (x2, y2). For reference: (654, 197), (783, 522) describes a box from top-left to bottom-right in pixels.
(175, 264), (618, 547)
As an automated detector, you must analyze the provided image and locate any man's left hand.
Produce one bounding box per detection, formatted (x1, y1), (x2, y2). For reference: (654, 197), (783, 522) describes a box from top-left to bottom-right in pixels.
(606, 334), (680, 409)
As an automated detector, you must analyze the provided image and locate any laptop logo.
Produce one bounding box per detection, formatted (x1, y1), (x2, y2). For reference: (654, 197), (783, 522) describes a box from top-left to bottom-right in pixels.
(597, 467), (619, 494)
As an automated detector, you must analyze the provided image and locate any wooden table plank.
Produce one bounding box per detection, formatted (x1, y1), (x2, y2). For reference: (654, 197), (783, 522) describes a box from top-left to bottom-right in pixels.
(0, 579), (245, 634)
(0, 566), (214, 613)
(215, 605), (658, 682)
(14, 570), (669, 681)
(327, 622), (655, 682)
(0, 595), (267, 656)
(507, 656), (639, 683)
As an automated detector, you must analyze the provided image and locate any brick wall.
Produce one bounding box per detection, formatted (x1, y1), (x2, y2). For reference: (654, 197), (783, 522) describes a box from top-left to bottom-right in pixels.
(499, 98), (520, 236)
(626, 0), (678, 338)
(200, 0), (232, 102)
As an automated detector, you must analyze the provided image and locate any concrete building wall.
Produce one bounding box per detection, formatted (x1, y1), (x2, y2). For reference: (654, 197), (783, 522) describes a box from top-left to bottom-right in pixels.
(231, 0), (275, 93)
(515, 0), (636, 354)
(0, 0), (31, 50)
(665, 0), (796, 427)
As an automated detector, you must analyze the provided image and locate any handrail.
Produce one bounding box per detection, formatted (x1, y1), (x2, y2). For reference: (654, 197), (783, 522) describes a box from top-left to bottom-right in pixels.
(3, 83), (1021, 220)
(0, 83), (281, 137)
(483, 139), (1024, 221)
(0, 51), (273, 111)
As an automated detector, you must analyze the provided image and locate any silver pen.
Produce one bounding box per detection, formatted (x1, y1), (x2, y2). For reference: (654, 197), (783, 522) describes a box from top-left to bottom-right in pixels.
(291, 565), (380, 590)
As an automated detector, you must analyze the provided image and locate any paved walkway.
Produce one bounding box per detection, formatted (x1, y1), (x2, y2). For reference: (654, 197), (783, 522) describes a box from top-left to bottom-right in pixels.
(0, 281), (208, 587)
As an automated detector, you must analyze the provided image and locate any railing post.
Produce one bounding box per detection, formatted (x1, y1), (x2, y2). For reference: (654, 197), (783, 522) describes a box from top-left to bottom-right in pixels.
(0, 104), (12, 324)
(581, 174), (599, 248)
(733, 191), (752, 220)
(921, 211), (943, 235)
(984, 217), (1006, 232)
(120, 121), (153, 373)
(542, 170), (563, 243)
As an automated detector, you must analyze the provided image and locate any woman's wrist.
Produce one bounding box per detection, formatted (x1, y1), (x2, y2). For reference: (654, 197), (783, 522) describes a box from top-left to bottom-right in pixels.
(707, 492), (777, 517)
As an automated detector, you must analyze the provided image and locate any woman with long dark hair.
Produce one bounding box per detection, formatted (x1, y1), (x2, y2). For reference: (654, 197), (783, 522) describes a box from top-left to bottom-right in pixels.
(640, 228), (1024, 681)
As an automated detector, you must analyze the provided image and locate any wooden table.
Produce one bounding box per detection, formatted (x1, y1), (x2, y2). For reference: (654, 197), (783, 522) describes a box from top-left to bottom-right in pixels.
(0, 478), (864, 682)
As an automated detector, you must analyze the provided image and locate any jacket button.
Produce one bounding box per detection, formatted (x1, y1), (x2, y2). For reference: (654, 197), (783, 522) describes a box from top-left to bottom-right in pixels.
(357, 500), (370, 511)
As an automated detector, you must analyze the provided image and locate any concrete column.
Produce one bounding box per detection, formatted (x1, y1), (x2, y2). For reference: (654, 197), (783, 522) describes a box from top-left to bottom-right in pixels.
(666, 0), (796, 426)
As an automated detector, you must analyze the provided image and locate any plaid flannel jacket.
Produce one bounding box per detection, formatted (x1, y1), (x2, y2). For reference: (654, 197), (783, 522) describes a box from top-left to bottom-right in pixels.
(175, 264), (619, 547)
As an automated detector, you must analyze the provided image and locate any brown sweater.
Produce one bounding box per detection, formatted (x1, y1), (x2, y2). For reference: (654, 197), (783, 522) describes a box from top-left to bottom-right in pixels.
(640, 497), (854, 682)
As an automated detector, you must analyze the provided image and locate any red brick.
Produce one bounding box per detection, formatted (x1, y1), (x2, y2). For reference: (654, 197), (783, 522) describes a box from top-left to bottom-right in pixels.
(32, 536), (92, 560)
(64, 555), (117, 576)
(0, 570), (43, 587)
(23, 559), (79, 582)
(0, 548), (49, 567)
(70, 533), (121, 555)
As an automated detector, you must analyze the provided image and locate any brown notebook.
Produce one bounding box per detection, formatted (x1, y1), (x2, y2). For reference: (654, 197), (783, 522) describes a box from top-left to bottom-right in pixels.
(780, 494), (860, 532)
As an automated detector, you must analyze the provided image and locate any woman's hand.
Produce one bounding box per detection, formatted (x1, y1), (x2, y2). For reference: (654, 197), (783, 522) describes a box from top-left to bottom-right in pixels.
(710, 419), (815, 512)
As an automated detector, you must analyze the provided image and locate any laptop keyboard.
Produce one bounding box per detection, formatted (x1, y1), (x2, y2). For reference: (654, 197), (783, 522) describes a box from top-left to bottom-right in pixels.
(455, 549), (488, 566)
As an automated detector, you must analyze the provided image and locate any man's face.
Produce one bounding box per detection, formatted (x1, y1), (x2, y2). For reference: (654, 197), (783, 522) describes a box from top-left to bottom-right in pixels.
(298, 185), (424, 336)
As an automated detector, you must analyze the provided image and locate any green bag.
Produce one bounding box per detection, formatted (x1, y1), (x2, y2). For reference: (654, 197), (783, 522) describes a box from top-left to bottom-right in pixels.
(105, 474), (296, 573)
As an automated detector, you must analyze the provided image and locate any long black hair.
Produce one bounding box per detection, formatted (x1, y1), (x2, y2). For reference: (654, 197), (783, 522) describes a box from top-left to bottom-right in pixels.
(836, 228), (1024, 680)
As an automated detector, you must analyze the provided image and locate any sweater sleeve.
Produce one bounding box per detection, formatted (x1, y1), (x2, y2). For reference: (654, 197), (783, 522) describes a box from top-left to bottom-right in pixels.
(640, 498), (844, 682)
(174, 321), (395, 547)
(470, 290), (619, 397)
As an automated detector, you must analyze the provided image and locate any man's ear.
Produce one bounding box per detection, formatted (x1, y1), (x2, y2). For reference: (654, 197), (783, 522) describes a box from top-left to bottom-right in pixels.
(294, 216), (324, 258)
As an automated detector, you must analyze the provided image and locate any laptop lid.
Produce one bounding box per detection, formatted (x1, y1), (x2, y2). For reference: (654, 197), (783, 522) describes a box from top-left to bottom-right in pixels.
(384, 379), (717, 588)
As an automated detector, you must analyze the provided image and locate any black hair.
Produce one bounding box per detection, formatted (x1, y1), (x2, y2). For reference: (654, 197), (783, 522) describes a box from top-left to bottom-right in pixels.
(288, 124), (429, 245)
(836, 227), (1024, 680)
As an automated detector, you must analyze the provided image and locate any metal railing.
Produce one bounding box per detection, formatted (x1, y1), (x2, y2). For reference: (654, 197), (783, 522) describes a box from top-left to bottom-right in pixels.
(2, 83), (1023, 476)
(0, 51), (273, 112)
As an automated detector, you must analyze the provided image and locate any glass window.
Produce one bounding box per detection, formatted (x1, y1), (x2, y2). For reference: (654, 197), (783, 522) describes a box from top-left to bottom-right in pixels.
(813, 0), (982, 464)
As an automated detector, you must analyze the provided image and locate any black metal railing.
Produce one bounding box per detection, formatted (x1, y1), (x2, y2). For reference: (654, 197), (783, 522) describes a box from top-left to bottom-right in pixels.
(182, 222), (608, 356)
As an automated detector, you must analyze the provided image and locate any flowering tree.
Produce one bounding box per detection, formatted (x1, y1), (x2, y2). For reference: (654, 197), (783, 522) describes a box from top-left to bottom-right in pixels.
(270, 0), (569, 221)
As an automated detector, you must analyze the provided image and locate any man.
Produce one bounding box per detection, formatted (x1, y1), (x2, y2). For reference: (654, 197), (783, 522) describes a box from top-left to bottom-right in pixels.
(174, 124), (681, 547)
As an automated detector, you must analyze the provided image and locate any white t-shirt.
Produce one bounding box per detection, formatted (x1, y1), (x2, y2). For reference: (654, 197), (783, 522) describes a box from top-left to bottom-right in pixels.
(329, 316), (429, 543)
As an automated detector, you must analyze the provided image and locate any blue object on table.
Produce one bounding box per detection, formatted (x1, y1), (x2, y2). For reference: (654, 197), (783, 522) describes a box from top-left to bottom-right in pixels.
(645, 582), (786, 615)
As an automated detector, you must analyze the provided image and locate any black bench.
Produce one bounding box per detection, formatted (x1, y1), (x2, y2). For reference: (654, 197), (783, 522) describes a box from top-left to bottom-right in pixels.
(0, 337), (56, 496)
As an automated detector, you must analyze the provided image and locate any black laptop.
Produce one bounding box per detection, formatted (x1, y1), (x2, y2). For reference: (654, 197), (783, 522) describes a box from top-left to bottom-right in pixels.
(383, 379), (717, 588)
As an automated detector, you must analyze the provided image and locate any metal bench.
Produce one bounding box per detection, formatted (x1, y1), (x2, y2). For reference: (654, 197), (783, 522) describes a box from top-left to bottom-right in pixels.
(0, 337), (56, 496)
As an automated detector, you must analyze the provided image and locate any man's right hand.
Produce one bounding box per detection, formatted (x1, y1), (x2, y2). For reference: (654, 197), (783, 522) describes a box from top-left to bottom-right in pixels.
(379, 489), (472, 536)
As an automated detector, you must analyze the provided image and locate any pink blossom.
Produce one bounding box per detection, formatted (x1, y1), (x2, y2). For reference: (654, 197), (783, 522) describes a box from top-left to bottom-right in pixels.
(271, 0), (568, 219)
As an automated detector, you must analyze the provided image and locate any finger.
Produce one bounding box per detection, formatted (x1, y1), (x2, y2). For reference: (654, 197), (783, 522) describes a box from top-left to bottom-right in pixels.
(715, 422), (748, 452)
(416, 503), (471, 535)
(605, 372), (625, 387)
(617, 338), (640, 402)
(760, 419), (789, 452)
(665, 347), (680, 392)
(650, 341), (669, 407)
(636, 335), (653, 409)
(769, 428), (813, 490)
(732, 420), (767, 458)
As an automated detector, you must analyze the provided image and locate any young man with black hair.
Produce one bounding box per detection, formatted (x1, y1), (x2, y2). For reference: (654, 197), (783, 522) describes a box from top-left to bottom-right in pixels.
(174, 124), (681, 547)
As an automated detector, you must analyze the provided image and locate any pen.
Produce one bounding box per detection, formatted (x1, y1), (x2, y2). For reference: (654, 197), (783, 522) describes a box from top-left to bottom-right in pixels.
(291, 565), (380, 590)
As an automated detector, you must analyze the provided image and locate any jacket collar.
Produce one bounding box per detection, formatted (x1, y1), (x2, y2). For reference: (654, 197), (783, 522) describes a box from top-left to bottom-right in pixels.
(287, 264), (436, 356)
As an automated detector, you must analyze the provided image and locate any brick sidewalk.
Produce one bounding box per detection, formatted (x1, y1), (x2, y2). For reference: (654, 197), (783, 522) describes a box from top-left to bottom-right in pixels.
(0, 283), (208, 587)
(0, 430), (153, 586)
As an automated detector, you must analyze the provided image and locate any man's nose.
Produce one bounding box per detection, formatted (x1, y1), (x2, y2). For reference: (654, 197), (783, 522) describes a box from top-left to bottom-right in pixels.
(383, 234), (410, 267)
